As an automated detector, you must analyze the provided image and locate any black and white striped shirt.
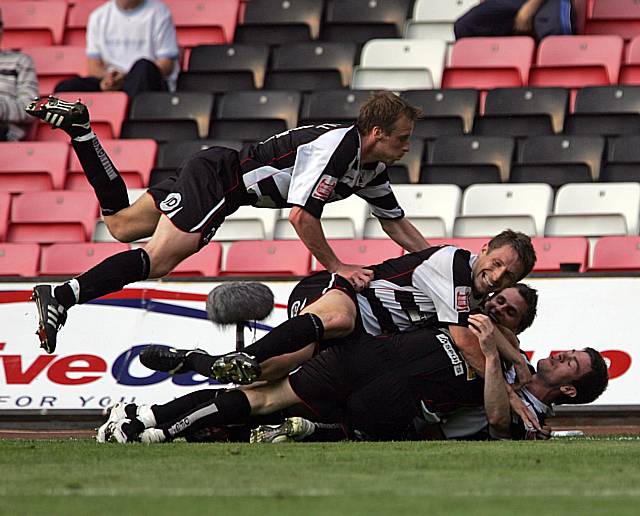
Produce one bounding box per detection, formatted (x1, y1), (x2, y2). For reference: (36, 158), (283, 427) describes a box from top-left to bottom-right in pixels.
(239, 124), (402, 219)
(0, 51), (39, 140)
(357, 245), (482, 336)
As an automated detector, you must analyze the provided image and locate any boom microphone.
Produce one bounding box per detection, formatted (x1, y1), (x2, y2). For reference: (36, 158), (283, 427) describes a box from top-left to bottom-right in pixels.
(206, 282), (274, 325)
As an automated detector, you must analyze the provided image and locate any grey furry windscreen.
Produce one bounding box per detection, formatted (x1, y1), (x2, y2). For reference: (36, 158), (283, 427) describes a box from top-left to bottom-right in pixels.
(206, 282), (274, 325)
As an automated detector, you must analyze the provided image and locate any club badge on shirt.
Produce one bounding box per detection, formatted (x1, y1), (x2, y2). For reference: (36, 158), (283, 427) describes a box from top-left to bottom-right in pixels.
(455, 286), (471, 312)
(312, 175), (338, 201)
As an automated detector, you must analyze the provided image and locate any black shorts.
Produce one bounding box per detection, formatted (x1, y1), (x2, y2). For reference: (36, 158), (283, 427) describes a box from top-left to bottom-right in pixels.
(288, 327), (484, 430)
(148, 147), (250, 248)
(288, 271), (365, 351)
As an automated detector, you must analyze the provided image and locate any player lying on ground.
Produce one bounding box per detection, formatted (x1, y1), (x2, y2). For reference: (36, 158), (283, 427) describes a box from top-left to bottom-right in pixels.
(141, 230), (537, 386)
(26, 92), (429, 353)
(96, 314), (608, 444)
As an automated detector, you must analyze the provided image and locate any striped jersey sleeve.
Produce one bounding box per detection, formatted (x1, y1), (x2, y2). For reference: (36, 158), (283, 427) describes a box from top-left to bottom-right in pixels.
(356, 169), (404, 219)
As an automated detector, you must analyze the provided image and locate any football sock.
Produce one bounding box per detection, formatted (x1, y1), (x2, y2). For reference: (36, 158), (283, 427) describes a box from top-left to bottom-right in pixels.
(54, 248), (150, 309)
(243, 313), (325, 363)
(185, 352), (217, 377)
(71, 137), (130, 216)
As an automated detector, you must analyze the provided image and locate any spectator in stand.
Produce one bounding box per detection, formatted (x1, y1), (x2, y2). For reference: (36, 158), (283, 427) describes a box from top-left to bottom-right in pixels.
(454, 0), (575, 42)
(54, 0), (179, 98)
(0, 7), (39, 140)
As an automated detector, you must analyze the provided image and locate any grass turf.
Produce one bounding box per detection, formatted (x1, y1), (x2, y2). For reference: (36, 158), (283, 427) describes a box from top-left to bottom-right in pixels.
(1, 438), (639, 516)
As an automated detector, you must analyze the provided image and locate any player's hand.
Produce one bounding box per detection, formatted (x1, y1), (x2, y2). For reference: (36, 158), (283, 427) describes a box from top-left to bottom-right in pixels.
(509, 390), (542, 432)
(335, 264), (374, 292)
(468, 314), (498, 355)
(512, 358), (533, 390)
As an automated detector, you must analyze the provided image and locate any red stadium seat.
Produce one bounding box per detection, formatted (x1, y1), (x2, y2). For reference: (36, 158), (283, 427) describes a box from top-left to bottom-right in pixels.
(312, 240), (403, 272)
(0, 193), (11, 242)
(529, 35), (624, 88)
(585, 0), (640, 40)
(222, 240), (311, 276)
(619, 36), (640, 85)
(39, 242), (130, 276)
(22, 46), (87, 95)
(164, 0), (240, 48)
(0, 243), (40, 276)
(170, 243), (222, 277)
(0, 1), (67, 47)
(66, 139), (157, 189)
(531, 237), (588, 272)
(35, 92), (128, 141)
(590, 236), (640, 271)
(0, 142), (69, 193)
(8, 191), (99, 244)
(426, 238), (488, 255)
(63, 0), (103, 46)
(442, 37), (535, 89)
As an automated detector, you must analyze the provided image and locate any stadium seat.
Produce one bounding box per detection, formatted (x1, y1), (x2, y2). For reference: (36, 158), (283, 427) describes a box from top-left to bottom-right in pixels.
(442, 37), (535, 89)
(266, 42), (357, 91)
(0, 1), (67, 47)
(553, 182), (640, 235)
(0, 193), (9, 242)
(453, 215), (537, 238)
(545, 214), (628, 237)
(22, 46), (86, 95)
(235, 0), (323, 45)
(585, 0), (640, 40)
(322, 0), (411, 45)
(531, 236), (589, 272)
(387, 138), (424, 184)
(222, 240), (311, 276)
(211, 91), (301, 142)
(276, 196), (369, 240)
(474, 87), (568, 136)
(511, 136), (605, 187)
(39, 242), (131, 276)
(564, 86), (640, 136)
(8, 191), (99, 243)
(426, 237), (488, 255)
(298, 90), (374, 126)
(213, 206), (279, 241)
(619, 35), (640, 84)
(364, 184), (461, 239)
(184, 44), (269, 90)
(0, 142), (68, 193)
(63, 0), (102, 46)
(590, 236), (640, 271)
(460, 183), (553, 236)
(0, 243), (40, 277)
(67, 139), (157, 190)
(127, 92), (214, 139)
(420, 136), (514, 187)
(403, 89), (478, 138)
(352, 38), (447, 91)
(601, 135), (640, 182)
(529, 35), (624, 88)
(164, 0), (240, 47)
(312, 239), (403, 271)
(405, 0), (479, 42)
(121, 121), (199, 142)
(170, 242), (222, 277)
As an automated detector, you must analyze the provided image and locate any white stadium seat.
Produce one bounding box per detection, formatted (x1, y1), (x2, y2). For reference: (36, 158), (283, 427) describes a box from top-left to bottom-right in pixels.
(405, 0), (479, 42)
(352, 38), (448, 90)
(453, 215), (538, 238)
(364, 184), (461, 238)
(461, 183), (553, 236)
(213, 206), (279, 241)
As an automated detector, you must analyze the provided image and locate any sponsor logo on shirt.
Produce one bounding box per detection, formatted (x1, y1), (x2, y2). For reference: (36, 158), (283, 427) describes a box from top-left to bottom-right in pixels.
(312, 175), (338, 201)
(455, 286), (471, 312)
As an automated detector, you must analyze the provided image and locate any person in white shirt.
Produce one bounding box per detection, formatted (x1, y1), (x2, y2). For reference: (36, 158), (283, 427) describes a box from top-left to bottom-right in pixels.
(54, 0), (178, 97)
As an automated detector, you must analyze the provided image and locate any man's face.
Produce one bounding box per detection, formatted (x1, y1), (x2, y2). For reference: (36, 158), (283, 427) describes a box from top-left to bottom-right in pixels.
(484, 287), (527, 333)
(536, 350), (592, 387)
(472, 245), (524, 296)
(370, 115), (413, 165)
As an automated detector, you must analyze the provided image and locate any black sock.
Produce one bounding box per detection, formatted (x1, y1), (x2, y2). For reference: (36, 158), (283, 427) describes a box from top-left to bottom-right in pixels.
(244, 314), (325, 363)
(185, 353), (218, 377)
(72, 137), (129, 216)
(300, 422), (347, 442)
(152, 389), (251, 438)
(54, 248), (150, 308)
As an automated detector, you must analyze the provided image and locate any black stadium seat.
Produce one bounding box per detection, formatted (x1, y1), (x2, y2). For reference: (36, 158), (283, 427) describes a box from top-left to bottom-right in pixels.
(234, 0), (323, 46)
(187, 44), (270, 89)
(403, 89), (478, 139)
(564, 86), (640, 136)
(601, 135), (640, 182)
(299, 89), (374, 126)
(511, 135), (605, 187)
(420, 136), (514, 187)
(121, 120), (200, 142)
(474, 87), (568, 137)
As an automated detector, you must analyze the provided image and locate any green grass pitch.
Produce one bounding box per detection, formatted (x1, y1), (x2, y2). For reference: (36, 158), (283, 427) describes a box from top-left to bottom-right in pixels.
(1, 437), (639, 516)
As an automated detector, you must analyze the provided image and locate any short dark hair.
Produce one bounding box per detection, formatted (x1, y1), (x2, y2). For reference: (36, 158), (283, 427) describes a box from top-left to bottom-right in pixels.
(487, 230), (536, 279)
(513, 283), (538, 334)
(356, 91), (422, 135)
(555, 347), (609, 405)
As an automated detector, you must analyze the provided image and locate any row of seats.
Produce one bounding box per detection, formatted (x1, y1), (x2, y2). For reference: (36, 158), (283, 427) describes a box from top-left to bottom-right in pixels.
(3, 235), (640, 277)
(2, 183), (640, 246)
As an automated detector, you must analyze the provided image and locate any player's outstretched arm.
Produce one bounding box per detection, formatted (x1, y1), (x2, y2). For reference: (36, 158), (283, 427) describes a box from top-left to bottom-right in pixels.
(378, 217), (430, 252)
